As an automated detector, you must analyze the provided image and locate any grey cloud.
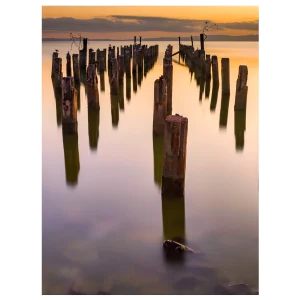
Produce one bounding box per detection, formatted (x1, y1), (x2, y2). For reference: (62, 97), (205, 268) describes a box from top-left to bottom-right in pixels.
(42, 16), (258, 33)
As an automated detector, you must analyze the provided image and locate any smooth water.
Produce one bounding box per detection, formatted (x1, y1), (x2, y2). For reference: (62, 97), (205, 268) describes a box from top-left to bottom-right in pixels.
(42, 41), (258, 295)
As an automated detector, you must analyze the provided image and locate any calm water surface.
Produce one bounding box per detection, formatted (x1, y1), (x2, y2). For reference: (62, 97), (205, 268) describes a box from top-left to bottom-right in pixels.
(42, 41), (258, 295)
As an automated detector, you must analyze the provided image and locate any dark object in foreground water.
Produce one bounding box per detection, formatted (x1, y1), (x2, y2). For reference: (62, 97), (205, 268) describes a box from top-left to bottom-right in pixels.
(163, 240), (196, 253)
(214, 282), (256, 295)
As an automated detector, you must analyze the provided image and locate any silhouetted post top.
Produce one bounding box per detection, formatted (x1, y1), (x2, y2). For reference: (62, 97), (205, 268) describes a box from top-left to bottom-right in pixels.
(234, 65), (248, 111)
(221, 58), (230, 95)
(236, 65), (248, 91)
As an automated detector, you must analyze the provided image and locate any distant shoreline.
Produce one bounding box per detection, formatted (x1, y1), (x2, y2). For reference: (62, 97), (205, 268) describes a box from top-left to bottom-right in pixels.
(42, 35), (258, 42)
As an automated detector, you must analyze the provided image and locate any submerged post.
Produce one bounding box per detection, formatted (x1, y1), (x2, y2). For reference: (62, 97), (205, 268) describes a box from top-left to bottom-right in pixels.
(162, 114), (188, 196)
(153, 76), (167, 136)
(66, 52), (71, 77)
(62, 77), (77, 134)
(234, 65), (248, 111)
(221, 58), (230, 95)
(72, 54), (79, 83)
(211, 55), (219, 83)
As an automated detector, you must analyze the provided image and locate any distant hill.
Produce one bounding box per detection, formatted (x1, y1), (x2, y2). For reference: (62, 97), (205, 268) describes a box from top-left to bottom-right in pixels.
(42, 35), (258, 42)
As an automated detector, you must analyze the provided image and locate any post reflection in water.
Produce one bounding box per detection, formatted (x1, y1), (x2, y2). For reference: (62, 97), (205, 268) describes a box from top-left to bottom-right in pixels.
(62, 132), (80, 186)
(219, 93), (230, 129)
(52, 81), (62, 127)
(87, 87), (100, 151)
(80, 67), (87, 95)
(152, 132), (164, 188)
(161, 195), (186, 264)
(137, 64), (143, 87)
(110, 93), (119, 128)
(210, 82), (219, 111)
(234, 110), (246, 151)
(99, 71), (105, 92)
(199, 76), (205, 101)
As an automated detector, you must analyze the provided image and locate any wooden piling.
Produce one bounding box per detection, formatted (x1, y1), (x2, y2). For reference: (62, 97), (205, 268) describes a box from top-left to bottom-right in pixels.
(153, 76), (167, 136)
(191, 35), (193, 47)
(79, 38), (88, 69)
(51, 53), (62, 85)
(62, 77), (77, 134)
(87, 63), (98, 87)
(110, 58), (119, 95)
(87, 87), (100, 150)
(210, 82), (219, 111)
(118, 55), (125, 83)
(221, 58), (230, 95)
(66, 52), (71, 77)
(139, 36), (142, 45)
(134, 36), (136, 45)
(200, 33), (205, 51)
(211, 55), (219, 83)
(126, 76), (131, 101)
(163, 47), (173, 115)
(99, 71), (105, 92)
(162, 114), (188, 196)
(219, 93), (230, 128)
(234, 65), (248, 111)
(52, 81), (62, 127)
(205, 54), (211, 79)
(72, 54), (79, 83)
(89, 50), (96, 65)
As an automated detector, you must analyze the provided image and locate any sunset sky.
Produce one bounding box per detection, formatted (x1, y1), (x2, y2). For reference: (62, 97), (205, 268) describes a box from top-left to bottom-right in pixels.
(42, 6), (259, 39)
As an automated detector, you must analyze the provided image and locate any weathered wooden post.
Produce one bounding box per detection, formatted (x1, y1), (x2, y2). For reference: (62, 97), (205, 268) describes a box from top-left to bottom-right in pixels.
(134, 36), (136, 45)
(178, 36), (181, 47)
(219, 93), (230, 128)
(117, 47), (119, 58)
(87, 87), (100, 150)
(200, 33), (205, 51)
(161, 196), (186, 248)
(66, 52), (71, 77)
(139, 36), (142, 45)
(87, 63), (98, 87)
(191, 35), (193, 47)
(210, 82), (219, 111)
(51, 52), (62, 85)
(221, 58), (230, 95)
(132, 71), (137, 93)
(62, 77), (77, 134)
(62, 132), (80, 186)
(89, 50), (96, 65)
(118, 55), (124, 84)
(234, 110), (246, 150)
(112, 46), (116, 58)
(205, 54), (211, 79)
(211, 55), (219, 83)
(79, 38), (88, 69)
(118, 79), (125, 111)
(72, 54), (79, 83)
(126, 75), (131, 101)
(132, 48), (137, 74)
(163, 46), (173, 115)
(99, 71), (105, 92)
(234, 65), (248, 111)
(110, 58), (118, 95)
(52, 81), (62, 127)
(153, 76), (167, 136)
(97, 50), (105, 72)
(162, 114), (188, 196)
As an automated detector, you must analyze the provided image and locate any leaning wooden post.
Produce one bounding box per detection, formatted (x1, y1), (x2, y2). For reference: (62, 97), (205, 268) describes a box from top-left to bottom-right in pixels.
(153, 76), (167, 136)
(66, 52), (71, 77)
(162, 114), (188, 196)
(79, 38), (88, 69)
(72, 54), (79, 83)
(87, 63), (98, 87)
(62, 77), (77, 134)
(221, 58), (230, 95)
(234, 65), (248, 111)
(211, 55), (219, 83)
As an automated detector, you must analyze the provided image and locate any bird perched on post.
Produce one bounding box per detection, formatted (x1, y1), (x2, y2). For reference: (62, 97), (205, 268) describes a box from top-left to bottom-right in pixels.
(55, 49), (59, 52)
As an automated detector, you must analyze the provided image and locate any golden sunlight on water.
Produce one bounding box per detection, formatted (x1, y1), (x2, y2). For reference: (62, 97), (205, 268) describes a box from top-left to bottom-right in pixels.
(42, 40), (258, 295)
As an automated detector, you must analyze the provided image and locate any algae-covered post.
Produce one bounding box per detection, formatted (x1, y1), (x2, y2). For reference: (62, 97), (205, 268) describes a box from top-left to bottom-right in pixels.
(162, 114), (188, 196)
(234, 65), (248, 111)
(62, 77), (78, 134)
(221, 58), (230, 95)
